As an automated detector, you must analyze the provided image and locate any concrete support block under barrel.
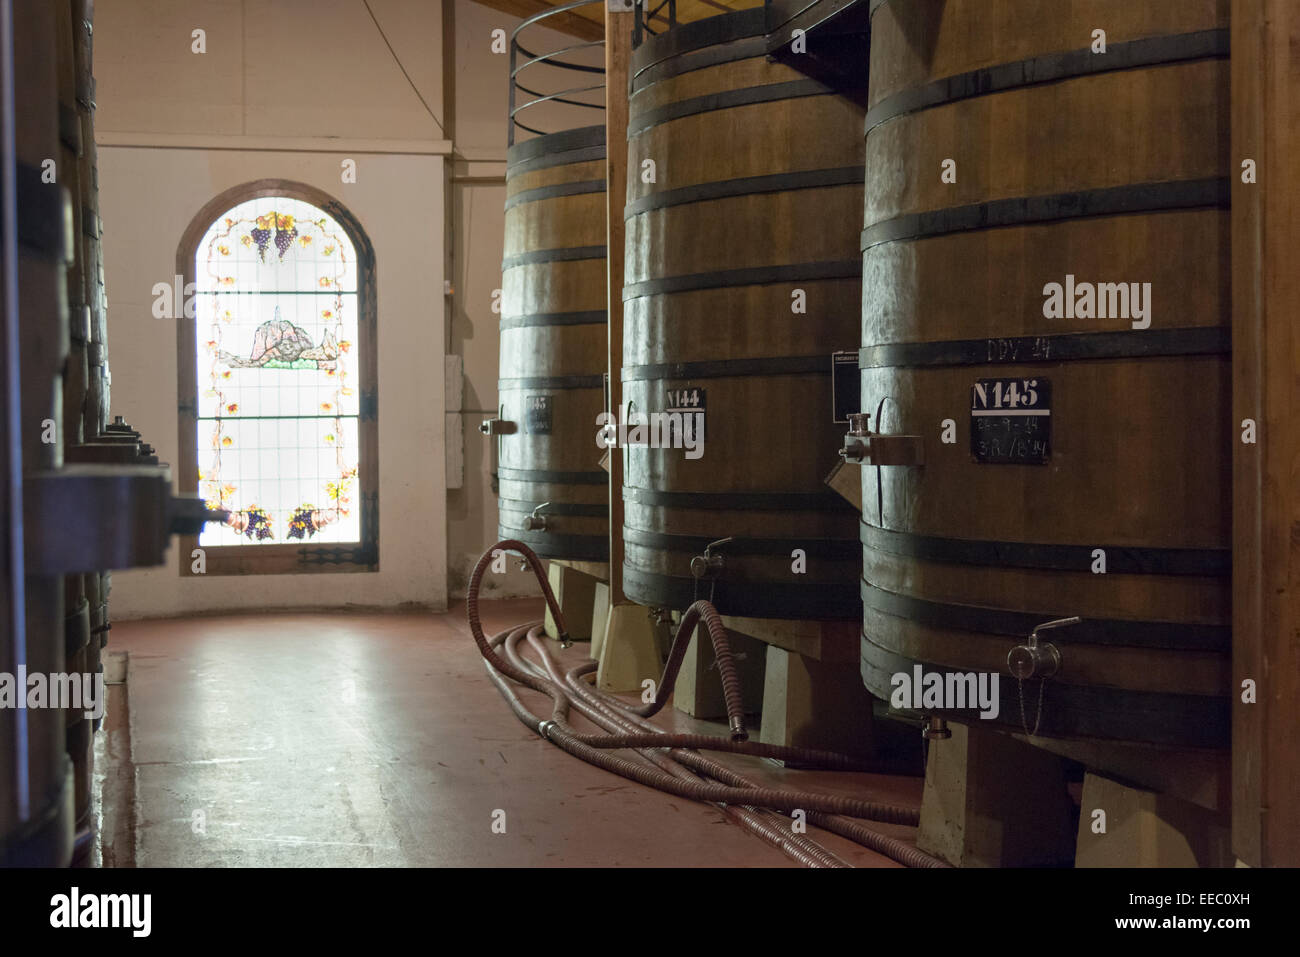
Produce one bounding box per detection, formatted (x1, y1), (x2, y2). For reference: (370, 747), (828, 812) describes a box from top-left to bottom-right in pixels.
(672, 622), (765, 720)
(918, 722), (1075, 867)
(543, 561), (600, 643)
(596, 603), (662, 693)
(758, 645), (875, 762)
(1075, 772), (1232, 868)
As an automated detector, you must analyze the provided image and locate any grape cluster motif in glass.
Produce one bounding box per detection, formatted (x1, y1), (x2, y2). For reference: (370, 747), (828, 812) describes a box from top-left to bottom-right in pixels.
(194, 197), (362, 546)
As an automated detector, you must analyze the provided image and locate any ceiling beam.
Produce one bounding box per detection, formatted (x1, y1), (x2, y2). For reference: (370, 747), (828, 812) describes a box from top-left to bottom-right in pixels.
(466, 0), (605, 42)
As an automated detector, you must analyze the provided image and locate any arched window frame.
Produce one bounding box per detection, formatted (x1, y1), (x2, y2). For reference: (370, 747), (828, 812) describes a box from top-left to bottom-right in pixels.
(175, 180), (379, 576)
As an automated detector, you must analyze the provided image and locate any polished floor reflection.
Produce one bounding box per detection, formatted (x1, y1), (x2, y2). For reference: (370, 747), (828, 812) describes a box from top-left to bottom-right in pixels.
(98, 599), (921, 867)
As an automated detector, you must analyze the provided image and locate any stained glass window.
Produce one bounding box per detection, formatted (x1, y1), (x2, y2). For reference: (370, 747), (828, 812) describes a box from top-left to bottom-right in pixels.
(192, 197), (362, 547)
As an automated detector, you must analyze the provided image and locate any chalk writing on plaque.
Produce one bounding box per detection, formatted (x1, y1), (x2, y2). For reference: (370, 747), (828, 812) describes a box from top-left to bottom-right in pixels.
(525, 394), (552, 435)
(970, 378), (1051, 464)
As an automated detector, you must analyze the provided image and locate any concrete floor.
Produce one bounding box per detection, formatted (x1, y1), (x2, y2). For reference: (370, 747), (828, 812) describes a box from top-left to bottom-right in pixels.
(93, 599), (923, 867)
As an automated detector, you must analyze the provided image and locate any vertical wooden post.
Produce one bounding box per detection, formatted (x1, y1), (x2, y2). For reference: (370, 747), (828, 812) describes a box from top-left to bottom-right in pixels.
(593, 2), (662, 691)
(1231, 0), (1300, 867)
(605, 1), (632, 605)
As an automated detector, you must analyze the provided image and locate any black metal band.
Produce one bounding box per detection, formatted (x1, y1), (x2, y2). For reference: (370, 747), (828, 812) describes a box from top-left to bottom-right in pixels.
(498, 466), (609, 486)
(861, 522), (1229, 576)
(504, 179), (606, 211)
(498, 526), (609, 562)
(864, 29), (1229, 135)
(861, 178), (1229, 250)
(625, 564), (860, 619)
(625, 486), (857, 511)
(860, 579), (1228, 652)
(629, 79), (834, 137)
(858, 326), (1230, 369)
(631, 8), (767, 76)
(3, 163), (70, 260)
(621, 354), (832, 382)
(64, 598), (91, 656)
(499, 310), (607, 331)
(0, 758), (73, 867)
(499, 498), (608, 518)
(76, 73), (95, 111)
(506, 144), (607, 178)
(59, 102), (82, 153)
(625, 526), (858, 558)
(631, 35), (768, 93)
(501, 245), (606, 270)
(623, 259), (860, 300)
(621, 566), (857, 621)
(624, 165), (862, 219)
(498, 374), (604, 391)
(506, 124), (606, 172)
(859, 636), (1228, 749)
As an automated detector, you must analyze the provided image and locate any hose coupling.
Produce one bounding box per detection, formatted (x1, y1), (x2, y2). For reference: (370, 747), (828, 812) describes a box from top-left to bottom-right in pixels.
(649, 607), (674, 626)
(538, 720), (556, 740)
(922, 715), (951, 740)
(728, 716), (748, 741)
(557, 632), (573, 650)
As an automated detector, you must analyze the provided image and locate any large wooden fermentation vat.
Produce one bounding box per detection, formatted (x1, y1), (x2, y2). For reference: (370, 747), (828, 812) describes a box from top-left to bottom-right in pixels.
(498, 126), (609, 561)
(621, 9), (865, 619)
(858, 0), (1231, 749)
(54, 0), (94, 849)
(1, 0), (75, 867)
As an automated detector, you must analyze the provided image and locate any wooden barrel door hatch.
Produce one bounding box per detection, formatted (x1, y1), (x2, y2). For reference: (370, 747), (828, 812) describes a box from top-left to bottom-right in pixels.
(498, 126), (610, 562)
(859, 0), (1231, 750)
(622, 10), (866, 619)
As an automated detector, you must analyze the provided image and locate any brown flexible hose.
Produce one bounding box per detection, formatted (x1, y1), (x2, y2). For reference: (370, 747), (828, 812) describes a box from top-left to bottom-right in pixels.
(555, 650), (948, 869)
(486, 616), (945, 865)
(625, 599), (747, 739)
(512, 628), (849, 868)
(467, 540), (922, 826)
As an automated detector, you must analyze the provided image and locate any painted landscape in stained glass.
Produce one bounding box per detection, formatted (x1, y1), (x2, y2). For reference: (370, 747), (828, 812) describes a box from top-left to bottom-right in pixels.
(193, 197), (362, 546)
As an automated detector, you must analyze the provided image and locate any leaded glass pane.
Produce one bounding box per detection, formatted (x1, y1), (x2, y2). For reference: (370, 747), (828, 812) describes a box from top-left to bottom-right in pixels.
(193, 197), (362, 546)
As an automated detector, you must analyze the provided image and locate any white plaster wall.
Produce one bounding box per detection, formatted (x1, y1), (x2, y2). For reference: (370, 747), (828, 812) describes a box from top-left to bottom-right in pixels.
(93, 0), (601, 612)
(95, 0), (449, 616)
(99, 148), (447, 618)
(96, 0), (445, 141)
